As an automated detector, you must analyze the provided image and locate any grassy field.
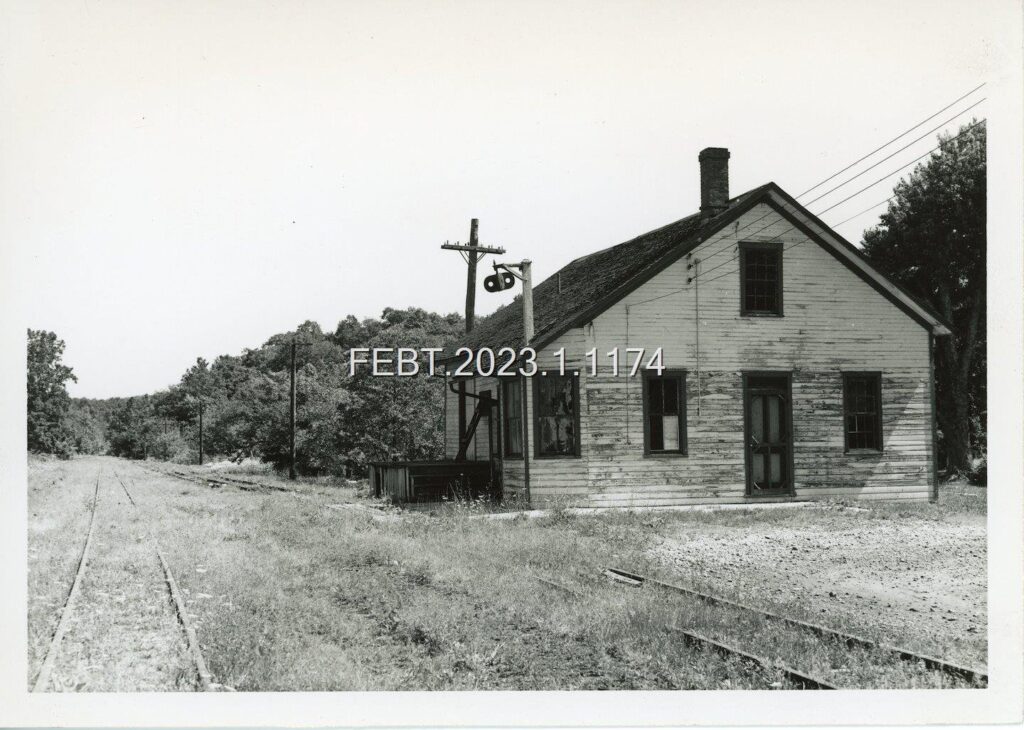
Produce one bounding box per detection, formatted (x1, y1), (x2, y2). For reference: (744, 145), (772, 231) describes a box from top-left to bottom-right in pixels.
(27, 455), (987, 691)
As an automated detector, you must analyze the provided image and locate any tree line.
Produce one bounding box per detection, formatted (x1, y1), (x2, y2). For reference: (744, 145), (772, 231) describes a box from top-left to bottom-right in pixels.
(27, 308), (465, 475)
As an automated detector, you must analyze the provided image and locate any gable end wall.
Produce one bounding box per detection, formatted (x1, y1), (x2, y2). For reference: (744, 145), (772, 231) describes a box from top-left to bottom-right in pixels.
(518, 203), (933, 507)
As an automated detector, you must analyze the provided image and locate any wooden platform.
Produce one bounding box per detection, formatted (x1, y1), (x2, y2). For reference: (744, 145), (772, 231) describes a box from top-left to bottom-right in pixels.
(368, 460), (494, 504)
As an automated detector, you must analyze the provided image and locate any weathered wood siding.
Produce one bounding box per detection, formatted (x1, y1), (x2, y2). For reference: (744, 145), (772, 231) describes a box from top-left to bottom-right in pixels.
(524, 202), (933, 507)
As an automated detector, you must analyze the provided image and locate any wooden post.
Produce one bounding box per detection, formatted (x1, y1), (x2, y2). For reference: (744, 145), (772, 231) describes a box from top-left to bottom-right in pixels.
(465, 218), (479, 333)
(521, 259), (534, 345)
(198, 398), (204, 465)
(440, 221), (504, 334)
(289, 339), (297, 480)
(520, 260), (533, 508)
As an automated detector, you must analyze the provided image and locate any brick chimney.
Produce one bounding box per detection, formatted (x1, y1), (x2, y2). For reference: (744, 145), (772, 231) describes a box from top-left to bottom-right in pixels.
(699, 147), (730, 216)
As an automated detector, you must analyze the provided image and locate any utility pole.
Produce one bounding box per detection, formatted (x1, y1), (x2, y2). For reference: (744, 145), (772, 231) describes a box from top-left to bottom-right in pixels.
(441, 219), (506, 333)
(289, 339), (297, 480)
(521, 259), (534, 345)
(198, 398), (204, 465)
(465, 219), (478, 333)
(489, 259), (534, 346)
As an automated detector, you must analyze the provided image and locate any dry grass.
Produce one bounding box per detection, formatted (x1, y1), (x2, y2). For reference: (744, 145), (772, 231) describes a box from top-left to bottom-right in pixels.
(27, 455), (98, 682)
(28, 456), (986, 691)
(28, 456), (195, 691)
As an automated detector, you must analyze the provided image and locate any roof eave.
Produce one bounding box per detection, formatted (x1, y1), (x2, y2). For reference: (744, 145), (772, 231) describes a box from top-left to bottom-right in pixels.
(762, 184), (955, 337)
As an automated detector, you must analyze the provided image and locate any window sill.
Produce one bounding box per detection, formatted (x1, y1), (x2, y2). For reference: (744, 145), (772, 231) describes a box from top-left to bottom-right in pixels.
(533, 454), (581, 460)
(740, 311), (784, 318)
(845, 448), (883, 455)
(643, 451), (689, 458)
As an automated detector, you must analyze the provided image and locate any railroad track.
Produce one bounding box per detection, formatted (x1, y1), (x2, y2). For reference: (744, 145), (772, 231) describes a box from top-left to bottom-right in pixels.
(140, 463), (294, 494)
(30, 470), (225, 692)
(114, 472), (222, 691)
(31, 472), (101, 693)
(602, 565), (987, 688)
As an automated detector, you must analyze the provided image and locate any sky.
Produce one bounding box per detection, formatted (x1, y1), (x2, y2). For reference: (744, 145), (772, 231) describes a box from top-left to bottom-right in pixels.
(0, 0), (1005, 398)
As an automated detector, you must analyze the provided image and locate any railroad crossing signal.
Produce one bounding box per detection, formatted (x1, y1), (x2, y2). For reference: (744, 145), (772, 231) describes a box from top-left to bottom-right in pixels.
(483, 266), (516, 292)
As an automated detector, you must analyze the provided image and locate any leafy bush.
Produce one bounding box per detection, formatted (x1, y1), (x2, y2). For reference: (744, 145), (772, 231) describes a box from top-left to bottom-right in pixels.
(967, 456), (987, 486)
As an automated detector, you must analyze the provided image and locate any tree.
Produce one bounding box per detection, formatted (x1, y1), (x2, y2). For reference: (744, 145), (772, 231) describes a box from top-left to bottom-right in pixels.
(106, 396), (156, 459)
(27, 329), (78, 456)
(82, 307), (464, 476)
(861, 121), (985, 475)
(66, 400), (108, 454)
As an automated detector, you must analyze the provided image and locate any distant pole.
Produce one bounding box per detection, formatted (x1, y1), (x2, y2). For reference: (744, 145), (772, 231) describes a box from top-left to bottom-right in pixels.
(198, 399), (204, 465)
(465, 218), (479, 333)
(521, 259), (534, 346)
(289, 339), (297, 480)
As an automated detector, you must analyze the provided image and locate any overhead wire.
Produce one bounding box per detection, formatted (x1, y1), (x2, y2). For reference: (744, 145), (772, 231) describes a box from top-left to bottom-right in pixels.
(814, 118), (986, 217)
(684, 117), (986, 289)
(830, 194), (898, 229)
(679, 91), (987, 269)
(801, 97), (985, 207)
(795, 82), (985, 198)
(624, 98), (986, 309)
(699, 117), (987, 282)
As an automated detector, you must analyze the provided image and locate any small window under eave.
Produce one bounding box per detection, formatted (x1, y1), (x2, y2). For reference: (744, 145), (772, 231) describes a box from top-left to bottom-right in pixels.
(739, 241), (783, 316)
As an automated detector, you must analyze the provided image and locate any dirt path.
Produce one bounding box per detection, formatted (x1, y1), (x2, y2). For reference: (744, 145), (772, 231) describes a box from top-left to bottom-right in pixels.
(647, 507), (986, 667)
(33, 467), (194, 691)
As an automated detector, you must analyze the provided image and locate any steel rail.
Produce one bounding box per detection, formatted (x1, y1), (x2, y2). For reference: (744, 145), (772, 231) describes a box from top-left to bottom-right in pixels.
(114, 472), (219, 691)
(534, 575), (581, 597)
(142, 463), (292, 494)
(604, 566), (987, 685)
(31, 472), (102, 692)
(672, 626), (836, 690)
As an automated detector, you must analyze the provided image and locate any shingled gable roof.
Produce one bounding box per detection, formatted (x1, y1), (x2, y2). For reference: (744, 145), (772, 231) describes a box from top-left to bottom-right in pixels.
(447, 181), (950, 358)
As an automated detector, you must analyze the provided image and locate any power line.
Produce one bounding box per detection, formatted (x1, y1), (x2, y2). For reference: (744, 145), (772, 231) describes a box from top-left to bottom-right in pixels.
(802, 97), (985, 207)
(814, 118), (985, 217)
(829, 194), (897, 229)
(671, 94), (983, 268)
(631, 108), (986, 301)
(693, 117), (986, 287)
(698, 236), (813, 288)
(795, 82), (985, 198)
(696, 115), (983, 286)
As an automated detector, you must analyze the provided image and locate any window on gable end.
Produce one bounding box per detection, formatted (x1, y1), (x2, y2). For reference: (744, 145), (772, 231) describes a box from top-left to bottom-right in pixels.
(740, 241), (783, 316)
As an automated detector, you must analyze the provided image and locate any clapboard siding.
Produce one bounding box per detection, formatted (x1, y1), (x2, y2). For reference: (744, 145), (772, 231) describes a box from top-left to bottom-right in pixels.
(522, 203), (933, 507)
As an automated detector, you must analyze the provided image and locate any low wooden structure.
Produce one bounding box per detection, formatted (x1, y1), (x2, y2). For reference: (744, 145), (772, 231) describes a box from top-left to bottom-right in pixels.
(368, 460), (493, 504)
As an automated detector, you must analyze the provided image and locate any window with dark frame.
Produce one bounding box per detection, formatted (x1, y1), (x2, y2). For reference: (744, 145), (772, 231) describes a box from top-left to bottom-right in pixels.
(843, 373), (883, 451)
(644, 372), (687, 454)
(740, 242), (783, 315)
(501, 378), (523, 457)
(533, 373), (578, 457)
